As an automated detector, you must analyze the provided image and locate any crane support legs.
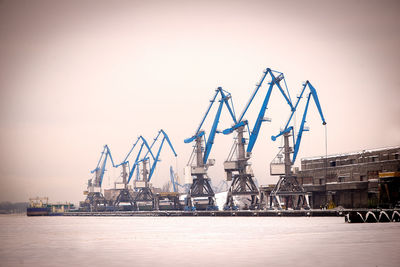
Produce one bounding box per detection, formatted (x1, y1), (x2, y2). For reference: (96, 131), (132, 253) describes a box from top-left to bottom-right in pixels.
(224, 173), (259, 210)
(134, 187), (154, 211)
(185, 137), (217, 211)
(114, 189), (135, 211)
(224, 127), (259, 210)
(113, 163), (135, 210)
(84, 192), (107, 212)
(269, 176), (310, 210)
(186, 175), (217, 211)
(270, 132), (310, 210)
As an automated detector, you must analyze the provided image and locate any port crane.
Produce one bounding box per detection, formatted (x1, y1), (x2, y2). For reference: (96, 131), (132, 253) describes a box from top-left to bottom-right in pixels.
(170, 166), (187, 193)
(113, 136), (155, 210)
(84, 145), (117, 211)
(269, 80), (326, 209)
(184, 87), (237, 210)
(134, 129), (177, 210)
(223, 68), (294, 210)
(170, 166), (179, 193)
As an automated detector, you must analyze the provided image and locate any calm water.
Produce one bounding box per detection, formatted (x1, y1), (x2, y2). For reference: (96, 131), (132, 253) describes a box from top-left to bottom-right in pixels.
(1, 215), (399, 267)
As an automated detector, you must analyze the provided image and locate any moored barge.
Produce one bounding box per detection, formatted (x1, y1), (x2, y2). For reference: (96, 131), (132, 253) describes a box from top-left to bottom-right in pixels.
(27, 197), (50, 216)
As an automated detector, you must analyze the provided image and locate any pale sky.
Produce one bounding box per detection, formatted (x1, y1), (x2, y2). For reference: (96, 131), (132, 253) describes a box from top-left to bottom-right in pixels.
(1, 0), (399, 203)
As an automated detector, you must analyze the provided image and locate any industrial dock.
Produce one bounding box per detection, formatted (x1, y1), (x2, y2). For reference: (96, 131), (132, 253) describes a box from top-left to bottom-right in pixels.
(71, 68), (399, 217)
(57, 208), (400, 224)
(64, 209), (343, 217)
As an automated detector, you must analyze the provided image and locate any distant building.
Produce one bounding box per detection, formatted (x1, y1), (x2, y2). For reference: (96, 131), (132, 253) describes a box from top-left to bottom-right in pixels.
(296, 146), (400, 208)
(48, 203), (75, 213)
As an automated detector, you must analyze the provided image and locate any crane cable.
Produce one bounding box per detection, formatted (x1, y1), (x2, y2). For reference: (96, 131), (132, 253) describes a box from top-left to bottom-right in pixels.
(324, 124), (328, 179)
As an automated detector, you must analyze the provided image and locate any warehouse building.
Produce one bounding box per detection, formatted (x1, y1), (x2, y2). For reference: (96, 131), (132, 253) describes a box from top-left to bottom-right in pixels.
(296, 146), (400, 209)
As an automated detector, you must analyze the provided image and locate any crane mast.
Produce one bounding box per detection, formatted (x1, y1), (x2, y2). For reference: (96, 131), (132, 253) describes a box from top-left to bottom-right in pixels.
(146, 129), (177, 182)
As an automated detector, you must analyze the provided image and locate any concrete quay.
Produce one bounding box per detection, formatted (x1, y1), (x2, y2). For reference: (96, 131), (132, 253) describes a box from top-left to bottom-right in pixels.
(63, 209), (345, 217)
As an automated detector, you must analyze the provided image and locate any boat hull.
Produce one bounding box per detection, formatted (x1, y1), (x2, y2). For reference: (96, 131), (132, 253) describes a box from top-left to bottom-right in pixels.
(27, 207), (49, 216)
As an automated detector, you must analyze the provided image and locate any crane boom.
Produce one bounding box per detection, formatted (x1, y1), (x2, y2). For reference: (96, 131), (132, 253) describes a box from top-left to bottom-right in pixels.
(146, 129), (177, 181)
(203, 99), (224, 163)
(271, 80), (326, 164)
(127, 142), (146, 183)
(117, 136), (156, 168)
(308, 81), (326, 124)
(184, 87), (237, 163)
(223, 68), (293, 154)
(292, 93), (312, 163)
(114, 135), (155, 184)
(90, 145), (117, 187)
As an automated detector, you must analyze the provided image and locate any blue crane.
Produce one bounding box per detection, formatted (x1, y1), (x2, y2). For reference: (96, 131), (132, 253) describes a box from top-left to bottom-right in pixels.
(90, 144), (117, 187)
(183, 87), (237, 211)
(222, 68), (294, 210)
(84, 145), (117, 211)
(118, 130), (176, 186)
(169, 166), (186, 193)
(271, 80), (326, 164)
(131, 129), (177, 210)
(144, 129), (177, 182)
(117, 136), (155, 168)
(116, 136), (155, 184)
(170, 166), (178, 193)
(223, 68), (293, 153)
(269, 80), (326, 210)
(184, 87), (237, 164)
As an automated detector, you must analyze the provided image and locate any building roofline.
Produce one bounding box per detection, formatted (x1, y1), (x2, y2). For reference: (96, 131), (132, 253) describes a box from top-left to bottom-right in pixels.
(301, 145), (400, 161)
